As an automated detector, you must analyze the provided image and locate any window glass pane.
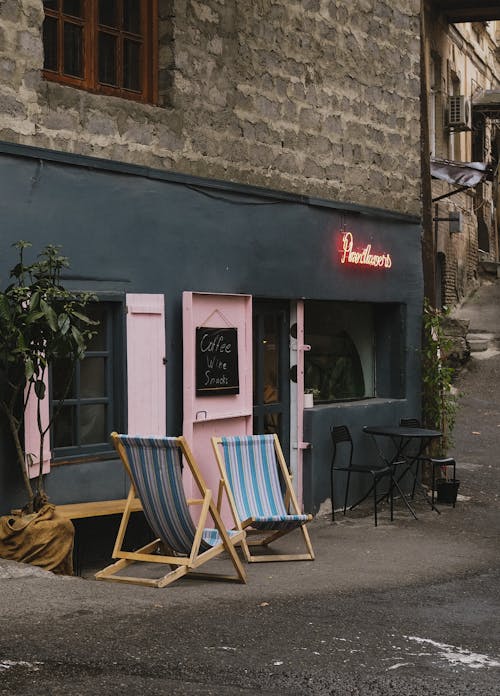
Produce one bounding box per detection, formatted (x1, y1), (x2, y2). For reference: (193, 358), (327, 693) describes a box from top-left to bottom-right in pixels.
(80, 357), (106, 398)
(264, 412), (280, 436)
(305, 301), (374, 402)
(80, 404), (107, 444)
(44, 0), (58, 10)
(86, 305), (107, 351)
(124, 0), (141, 33)
(63, 22), (83, 77)
(54, 406), (76, 448)
(63, 0), (82, 17)
(124, 40), (141, 91)
(99, 0), (118, 28)
(43, 17), (58, 71)
(98, 32), (117, 85)
(52, 358), (75, 400)
(263, 315), (279, 404)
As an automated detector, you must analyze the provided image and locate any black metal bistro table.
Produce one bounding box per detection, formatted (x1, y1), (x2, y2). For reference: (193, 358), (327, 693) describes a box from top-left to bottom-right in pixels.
(362, 425), (443, 518)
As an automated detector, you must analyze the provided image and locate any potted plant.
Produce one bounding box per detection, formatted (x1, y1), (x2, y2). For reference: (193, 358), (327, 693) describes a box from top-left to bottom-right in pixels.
(304, 388), (320, 408)
(422, 299), (460, 497)
(435, 467), (460, 505)
(0, 241), (97, 572)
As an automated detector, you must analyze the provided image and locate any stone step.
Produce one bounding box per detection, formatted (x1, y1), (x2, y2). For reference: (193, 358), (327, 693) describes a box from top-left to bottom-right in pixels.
(467, 333), (491, 352)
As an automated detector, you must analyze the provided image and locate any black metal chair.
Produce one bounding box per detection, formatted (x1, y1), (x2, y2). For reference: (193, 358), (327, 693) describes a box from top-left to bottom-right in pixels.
(330, 425), (393, 527)
(399, 418), (456, 507)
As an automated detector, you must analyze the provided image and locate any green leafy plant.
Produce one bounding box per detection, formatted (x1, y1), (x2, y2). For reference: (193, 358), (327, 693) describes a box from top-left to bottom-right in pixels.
(421, 299), (458, 457)
(0, 242), (97, 513)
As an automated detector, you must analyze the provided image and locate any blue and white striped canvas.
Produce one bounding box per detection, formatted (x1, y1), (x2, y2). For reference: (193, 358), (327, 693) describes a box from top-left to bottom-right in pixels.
(119, 435), (224, 554)
(220, 435), (309, 531)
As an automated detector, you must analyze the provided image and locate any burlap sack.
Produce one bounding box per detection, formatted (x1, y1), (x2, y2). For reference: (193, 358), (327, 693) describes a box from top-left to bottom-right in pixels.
(0, 503), (74, 575)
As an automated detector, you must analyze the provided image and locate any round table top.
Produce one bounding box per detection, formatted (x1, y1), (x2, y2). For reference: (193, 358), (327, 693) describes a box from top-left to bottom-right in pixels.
(362, 425), (442, 438)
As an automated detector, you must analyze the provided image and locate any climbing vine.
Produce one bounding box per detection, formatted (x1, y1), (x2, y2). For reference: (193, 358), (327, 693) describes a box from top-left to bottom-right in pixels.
(421, 299), (458, 455)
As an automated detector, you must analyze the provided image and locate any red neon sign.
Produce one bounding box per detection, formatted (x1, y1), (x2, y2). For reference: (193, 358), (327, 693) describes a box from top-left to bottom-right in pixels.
(339, 231), (392, 269)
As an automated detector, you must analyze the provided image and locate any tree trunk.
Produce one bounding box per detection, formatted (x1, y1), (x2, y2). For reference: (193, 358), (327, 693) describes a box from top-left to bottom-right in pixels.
(1, 404), (34, 512)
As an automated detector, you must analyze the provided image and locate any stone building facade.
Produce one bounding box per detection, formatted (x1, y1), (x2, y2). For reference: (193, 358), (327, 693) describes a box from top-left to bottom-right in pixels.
(424, 9), (500, 306)
(0, 0), (422, 217)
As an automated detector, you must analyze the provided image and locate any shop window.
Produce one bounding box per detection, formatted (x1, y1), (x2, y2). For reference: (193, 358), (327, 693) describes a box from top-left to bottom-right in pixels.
(50, 301), (124, 461)
(304, 301), (375, 402)
(42, 0), (157, 103)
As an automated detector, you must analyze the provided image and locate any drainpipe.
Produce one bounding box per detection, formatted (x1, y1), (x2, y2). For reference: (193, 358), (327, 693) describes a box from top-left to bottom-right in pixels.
(420, 0), (436, 306)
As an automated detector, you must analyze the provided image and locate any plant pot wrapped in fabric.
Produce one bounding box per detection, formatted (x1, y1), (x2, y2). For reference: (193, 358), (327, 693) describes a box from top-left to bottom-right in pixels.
(0, 504), (74, 575)
(436, 479), (460, 506)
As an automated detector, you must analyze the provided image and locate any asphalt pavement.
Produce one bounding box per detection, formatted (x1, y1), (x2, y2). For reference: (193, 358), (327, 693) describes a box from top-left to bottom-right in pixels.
(1, 277), (500, 694)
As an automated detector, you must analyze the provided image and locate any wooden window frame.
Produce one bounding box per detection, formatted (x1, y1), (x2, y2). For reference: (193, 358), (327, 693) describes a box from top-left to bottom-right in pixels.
(43, 0), (158, 104)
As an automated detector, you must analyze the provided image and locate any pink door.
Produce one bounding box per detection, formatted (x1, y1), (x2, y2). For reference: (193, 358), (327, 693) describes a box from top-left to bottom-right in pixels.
(182, 292), (252, 516)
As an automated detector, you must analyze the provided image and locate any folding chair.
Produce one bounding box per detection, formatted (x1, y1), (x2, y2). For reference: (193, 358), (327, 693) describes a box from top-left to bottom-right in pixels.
(212, 434), (314, 562)
(95, 433), (246, 588)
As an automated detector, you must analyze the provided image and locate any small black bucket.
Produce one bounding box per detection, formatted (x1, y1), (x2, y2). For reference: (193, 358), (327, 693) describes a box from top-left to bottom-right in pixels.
(436, 479), (460, 505)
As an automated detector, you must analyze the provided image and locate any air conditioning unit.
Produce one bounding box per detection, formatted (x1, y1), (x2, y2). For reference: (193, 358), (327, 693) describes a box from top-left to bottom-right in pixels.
(446, 95), (470, 130)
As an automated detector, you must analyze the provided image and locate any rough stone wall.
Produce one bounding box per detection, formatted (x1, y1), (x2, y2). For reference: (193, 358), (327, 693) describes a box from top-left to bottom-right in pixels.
(427, 15), (500, 306)
(434, 182), (480, 306)
(0, 0), (422, 215)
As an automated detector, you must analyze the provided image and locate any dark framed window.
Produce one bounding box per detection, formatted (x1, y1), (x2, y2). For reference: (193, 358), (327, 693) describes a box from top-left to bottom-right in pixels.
(304, 301), (407, 403)
(50, 301), (124, 461)
(304, 301), (375, 402)
(42, 0), (157, 103)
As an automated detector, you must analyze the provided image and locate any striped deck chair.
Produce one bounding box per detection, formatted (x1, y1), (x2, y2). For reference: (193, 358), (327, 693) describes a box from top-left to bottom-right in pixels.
(212, 434), (315, 562)
(95, 433), (246, 588)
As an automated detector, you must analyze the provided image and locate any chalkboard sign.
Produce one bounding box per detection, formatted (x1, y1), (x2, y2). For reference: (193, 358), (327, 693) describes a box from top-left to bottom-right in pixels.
(195, 327), (239, 396)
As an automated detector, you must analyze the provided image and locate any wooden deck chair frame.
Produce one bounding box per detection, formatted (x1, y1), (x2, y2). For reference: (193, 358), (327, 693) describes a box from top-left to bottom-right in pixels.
(212, 434), (315, 563)
(95, 433), (246, 588)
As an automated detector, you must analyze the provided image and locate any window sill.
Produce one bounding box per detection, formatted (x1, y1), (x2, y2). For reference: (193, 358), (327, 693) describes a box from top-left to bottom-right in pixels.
(43, 72), (156, 105)
(51, 452), (119, 467)
(304, 397), (406, 409)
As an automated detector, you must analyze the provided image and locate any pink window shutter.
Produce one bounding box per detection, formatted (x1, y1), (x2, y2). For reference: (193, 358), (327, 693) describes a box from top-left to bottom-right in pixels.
(24, 376), (51, 479)
(126, 294), (166, 436)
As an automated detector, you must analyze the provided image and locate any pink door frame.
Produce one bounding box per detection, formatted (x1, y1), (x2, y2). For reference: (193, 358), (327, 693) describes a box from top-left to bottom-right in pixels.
(293, 300), (310, 506)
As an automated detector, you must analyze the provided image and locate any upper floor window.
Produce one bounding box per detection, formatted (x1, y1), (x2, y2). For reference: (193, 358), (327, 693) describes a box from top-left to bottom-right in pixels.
(42, 0), (157, 103)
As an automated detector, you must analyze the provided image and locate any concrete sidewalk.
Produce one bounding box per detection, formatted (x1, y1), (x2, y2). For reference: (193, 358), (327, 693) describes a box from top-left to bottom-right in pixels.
(0, 500), (497, 636)
(0, 482), (495, 606)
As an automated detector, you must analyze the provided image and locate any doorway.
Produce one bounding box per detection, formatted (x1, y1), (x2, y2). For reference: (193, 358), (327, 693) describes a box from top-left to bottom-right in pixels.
(253, 300), (290, 459)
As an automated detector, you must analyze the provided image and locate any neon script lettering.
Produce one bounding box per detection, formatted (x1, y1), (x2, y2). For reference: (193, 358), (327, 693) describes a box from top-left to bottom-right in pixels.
(340, 231), (392, 269)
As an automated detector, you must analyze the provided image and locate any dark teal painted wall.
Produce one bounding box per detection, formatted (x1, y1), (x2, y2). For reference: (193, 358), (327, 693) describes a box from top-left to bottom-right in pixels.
(0, 144), (423, 513)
